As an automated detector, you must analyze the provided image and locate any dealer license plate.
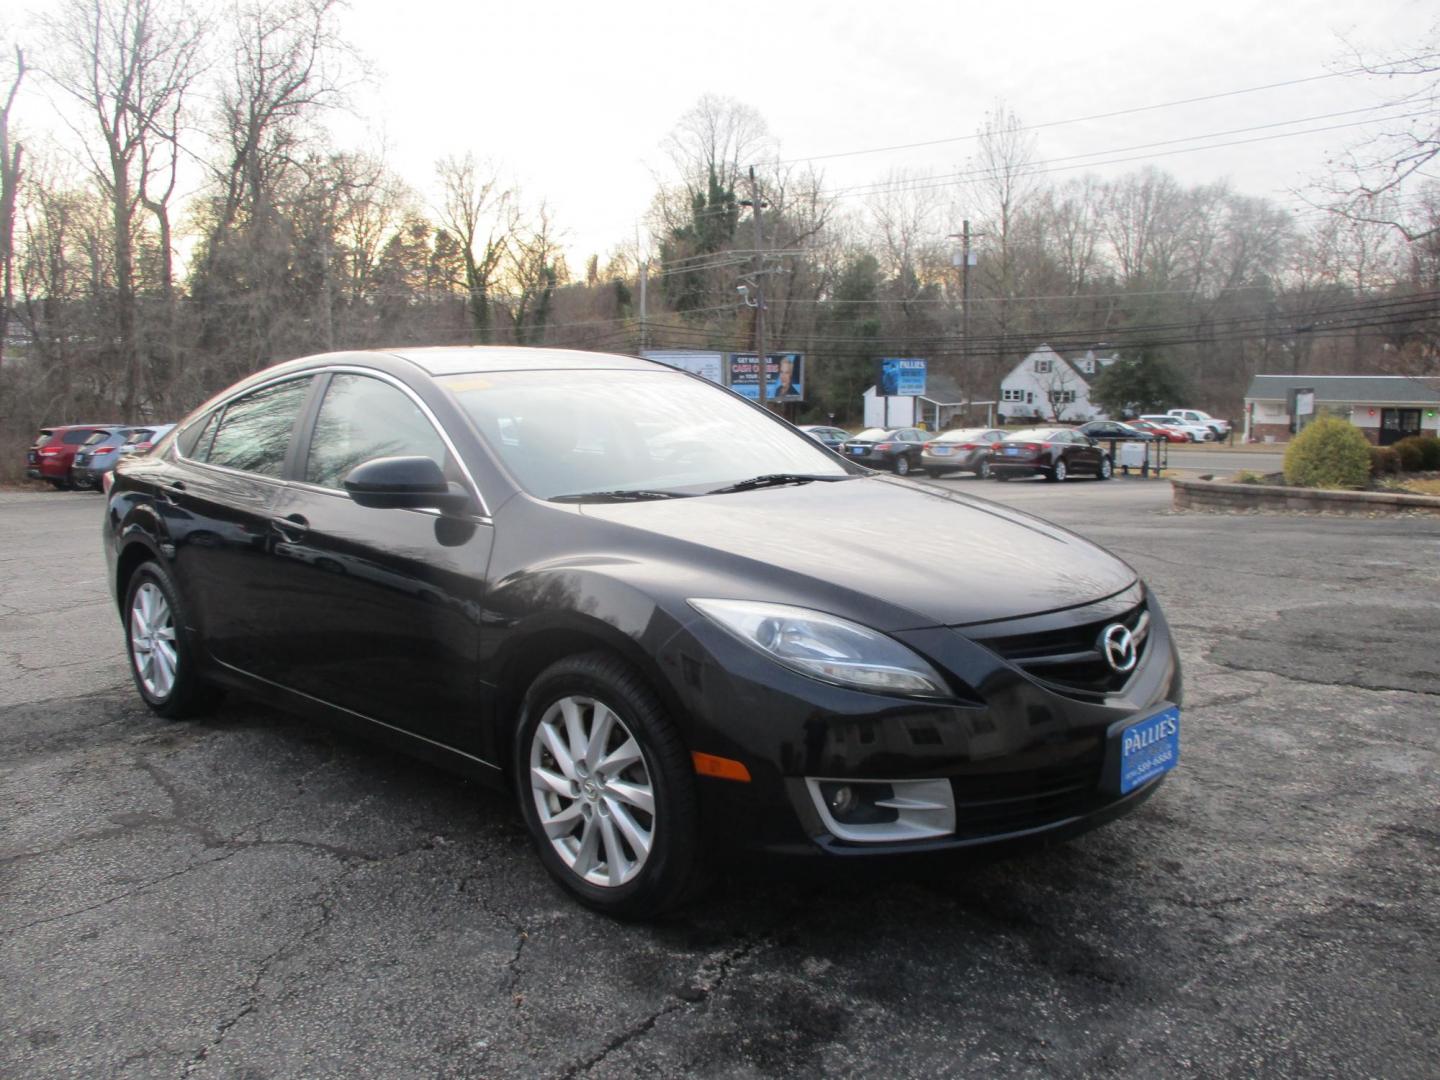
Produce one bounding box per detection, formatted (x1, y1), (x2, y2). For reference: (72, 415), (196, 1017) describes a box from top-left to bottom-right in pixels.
(850, 446), (866, 455)
(931, 447), (951, 456)
(1004, 447), (1019, 456)
(1112, 706), (1180, 795)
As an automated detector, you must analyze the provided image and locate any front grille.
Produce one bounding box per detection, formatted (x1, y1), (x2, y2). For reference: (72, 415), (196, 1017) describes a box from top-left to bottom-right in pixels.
(980, 601), (1150, 698)
(949, 735), (1104, 837)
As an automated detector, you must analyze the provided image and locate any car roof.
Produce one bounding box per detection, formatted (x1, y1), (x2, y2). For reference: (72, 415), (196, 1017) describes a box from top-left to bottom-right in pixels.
(384, 346), (661, 376)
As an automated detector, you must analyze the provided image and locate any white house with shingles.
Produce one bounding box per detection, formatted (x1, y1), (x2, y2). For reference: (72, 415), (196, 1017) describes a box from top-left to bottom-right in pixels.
(997, 345), (1116, 423)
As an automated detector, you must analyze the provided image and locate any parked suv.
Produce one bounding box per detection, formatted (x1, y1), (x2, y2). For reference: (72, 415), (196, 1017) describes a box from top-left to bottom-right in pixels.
(27, 425), (119, 488)
(72, 427), (147, 490)
(1167, 409), (1229, 439)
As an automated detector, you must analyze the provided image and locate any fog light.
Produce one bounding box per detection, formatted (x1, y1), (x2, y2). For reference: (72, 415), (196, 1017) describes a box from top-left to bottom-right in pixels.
(807, 778), (955, 842)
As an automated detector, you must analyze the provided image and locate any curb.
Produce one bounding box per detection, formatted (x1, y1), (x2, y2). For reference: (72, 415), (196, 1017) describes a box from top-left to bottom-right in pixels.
(1170, 477), (1440, 516)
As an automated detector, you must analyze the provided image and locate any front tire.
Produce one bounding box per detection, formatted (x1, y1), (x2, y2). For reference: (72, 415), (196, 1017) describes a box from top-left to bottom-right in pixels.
(124, 561), (216, 719)
(515, 652), (705, 919)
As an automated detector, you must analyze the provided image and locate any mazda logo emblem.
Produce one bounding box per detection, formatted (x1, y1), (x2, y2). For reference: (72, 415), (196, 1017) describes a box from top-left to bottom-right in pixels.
(1099, 623), (1138, 673)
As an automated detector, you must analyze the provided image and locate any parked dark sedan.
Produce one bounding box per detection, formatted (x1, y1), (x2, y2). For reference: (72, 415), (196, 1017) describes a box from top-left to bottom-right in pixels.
(105, 348), (1180, 917)
(797, 424), (850, 449)
(840, 426), (928, 475)
(989, 427), (1113, 482)
(1076, 420), (1153, 442)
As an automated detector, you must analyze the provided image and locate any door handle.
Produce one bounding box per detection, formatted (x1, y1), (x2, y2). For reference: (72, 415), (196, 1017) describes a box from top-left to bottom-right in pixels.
(270, 514), (309, 544)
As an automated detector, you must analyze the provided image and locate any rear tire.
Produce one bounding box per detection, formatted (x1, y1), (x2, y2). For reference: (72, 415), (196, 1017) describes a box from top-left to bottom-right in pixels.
(1097, 456), (1113, 481)
(515, 652), (706, 919)
(123, 561), (218, 719)
(975, 459), (991, 480)
(894, 456), (912, 477)
(925, 468), (944, 479)
(1047, 459), (1068, 483)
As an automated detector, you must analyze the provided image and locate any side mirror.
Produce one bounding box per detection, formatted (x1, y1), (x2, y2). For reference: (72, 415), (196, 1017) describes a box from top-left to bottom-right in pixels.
(343, 456), (472, 514)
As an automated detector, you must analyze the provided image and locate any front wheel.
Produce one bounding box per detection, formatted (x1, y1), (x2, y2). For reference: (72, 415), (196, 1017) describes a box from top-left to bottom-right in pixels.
(893, 455), (912, 477)
(516, 652), (705, 918)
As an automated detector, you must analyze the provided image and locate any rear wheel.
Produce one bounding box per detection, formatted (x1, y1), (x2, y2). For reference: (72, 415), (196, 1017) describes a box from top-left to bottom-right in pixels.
(1047, 459), (1068, 483)
(975, 459), (991, 480)
(925, 468), (945, 479)
(1097, 456), (1113, 481)
(516, 652), (705, 918)
(893, 455), (912, 477)
(124, 561), (217, 719)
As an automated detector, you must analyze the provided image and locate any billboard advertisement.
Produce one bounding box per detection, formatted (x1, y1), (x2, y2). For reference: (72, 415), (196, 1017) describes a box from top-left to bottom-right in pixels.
(727, 353), (804, 401)
(641, 350), (725, 384)
(878, 358), (927, 396)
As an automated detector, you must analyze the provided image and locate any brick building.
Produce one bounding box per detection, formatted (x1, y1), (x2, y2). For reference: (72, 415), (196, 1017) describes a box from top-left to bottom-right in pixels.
(1243, 374), (1440, 445)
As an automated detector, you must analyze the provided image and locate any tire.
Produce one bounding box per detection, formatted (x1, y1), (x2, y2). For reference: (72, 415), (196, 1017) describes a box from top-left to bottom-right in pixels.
(49, 479), (67, 491)
(975, 459), (991, 480)
(123, 561), (217, 719)
(1097, 456), (1113, 481)
(515, 652), (705, 919)
(1047, 459), (1068, 483)
(893, 455), (912, 477)
(925, 469), (944, 479)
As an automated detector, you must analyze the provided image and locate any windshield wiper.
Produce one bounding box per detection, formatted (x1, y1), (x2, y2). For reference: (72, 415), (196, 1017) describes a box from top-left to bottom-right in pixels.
(707, 473), (852, 495)
(550, 489), (694, 503)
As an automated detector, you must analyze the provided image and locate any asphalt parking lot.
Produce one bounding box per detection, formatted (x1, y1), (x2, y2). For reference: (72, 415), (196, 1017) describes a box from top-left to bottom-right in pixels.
(3, 479), (1437, 1078)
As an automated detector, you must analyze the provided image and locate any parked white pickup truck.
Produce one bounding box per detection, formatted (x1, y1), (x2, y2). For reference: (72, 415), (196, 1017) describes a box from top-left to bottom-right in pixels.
(1167, 409), (1230, 439)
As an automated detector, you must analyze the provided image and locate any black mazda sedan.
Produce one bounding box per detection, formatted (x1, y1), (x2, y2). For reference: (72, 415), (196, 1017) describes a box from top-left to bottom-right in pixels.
(104, 348), (1181, 916)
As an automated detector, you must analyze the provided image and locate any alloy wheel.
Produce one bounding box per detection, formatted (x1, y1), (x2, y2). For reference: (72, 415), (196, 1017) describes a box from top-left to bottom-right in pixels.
(894, 456), (911, 476)
(1054, 460), (1068, 482)
(129, 581), (179, 700)
(529, 695), (656, 888)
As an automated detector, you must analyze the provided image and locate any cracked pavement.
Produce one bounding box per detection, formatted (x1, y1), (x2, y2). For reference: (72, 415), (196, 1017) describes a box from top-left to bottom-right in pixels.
(2, 482), (1437, 1078)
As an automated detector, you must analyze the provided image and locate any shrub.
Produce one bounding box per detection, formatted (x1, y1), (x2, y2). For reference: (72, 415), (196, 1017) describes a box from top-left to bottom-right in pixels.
(1393, 437), (1425, 472)
(1282, 416), (1371, 489)
(1233, 469), (1265, 484)
(1369, 446), (1399, 477)
(1413, 434), (1440, 471)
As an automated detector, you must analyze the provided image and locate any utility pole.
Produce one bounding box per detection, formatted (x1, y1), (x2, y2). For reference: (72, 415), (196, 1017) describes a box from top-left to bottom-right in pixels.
(961, 219), (972, 373)
(638, 259), (648, 353)
(749, 165), (768, 410)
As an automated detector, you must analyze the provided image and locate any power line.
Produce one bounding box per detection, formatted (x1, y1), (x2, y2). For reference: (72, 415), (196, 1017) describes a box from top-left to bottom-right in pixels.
(769, 53), (1440, 168)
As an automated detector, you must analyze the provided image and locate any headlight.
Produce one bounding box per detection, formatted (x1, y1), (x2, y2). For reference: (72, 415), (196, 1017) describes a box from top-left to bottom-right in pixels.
(688, 598), (950, 698)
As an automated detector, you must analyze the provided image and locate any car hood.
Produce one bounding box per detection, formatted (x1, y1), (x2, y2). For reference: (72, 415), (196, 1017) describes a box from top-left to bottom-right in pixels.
(577, 476), (1137, 629)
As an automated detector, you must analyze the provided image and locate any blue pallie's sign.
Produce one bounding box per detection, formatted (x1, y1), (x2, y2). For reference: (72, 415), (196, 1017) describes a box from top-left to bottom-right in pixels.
(879, 358), (927, 397)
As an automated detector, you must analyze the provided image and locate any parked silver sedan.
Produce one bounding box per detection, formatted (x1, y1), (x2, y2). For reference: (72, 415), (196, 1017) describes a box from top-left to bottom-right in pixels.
(921, 428), (1007, 478)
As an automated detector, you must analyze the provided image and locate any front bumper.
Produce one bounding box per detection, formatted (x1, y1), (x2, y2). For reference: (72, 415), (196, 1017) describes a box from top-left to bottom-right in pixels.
(665, 586), (1181, 859)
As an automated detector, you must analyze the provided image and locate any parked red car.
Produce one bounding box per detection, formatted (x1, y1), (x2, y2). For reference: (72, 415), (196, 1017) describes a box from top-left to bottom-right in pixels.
(1129, 419), (1190, 443)
(27, 424), (120, 488)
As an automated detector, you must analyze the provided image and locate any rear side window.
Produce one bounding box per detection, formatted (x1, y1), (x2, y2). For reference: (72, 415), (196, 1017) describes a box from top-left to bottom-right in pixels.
(304, 374), (448, 490)
(63, 429), (98, 445)
(199, 378), (312, 478)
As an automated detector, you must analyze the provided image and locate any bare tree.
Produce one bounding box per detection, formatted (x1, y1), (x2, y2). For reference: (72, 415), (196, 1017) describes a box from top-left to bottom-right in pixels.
(502, 203), (566, 345)
(42, 0), (202, 417)
(1323, 26), (1440, 242)
(0, 46), (26, 371)
(435, 153), (513, 343)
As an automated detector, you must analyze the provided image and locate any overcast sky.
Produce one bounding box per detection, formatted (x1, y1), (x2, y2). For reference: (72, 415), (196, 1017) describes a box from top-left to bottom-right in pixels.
(4, 0), (1436, 263)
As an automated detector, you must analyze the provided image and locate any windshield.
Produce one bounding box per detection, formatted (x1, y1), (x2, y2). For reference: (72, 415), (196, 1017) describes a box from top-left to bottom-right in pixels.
(441, 369), (853, 499)
(1003, 428), (1063, 441)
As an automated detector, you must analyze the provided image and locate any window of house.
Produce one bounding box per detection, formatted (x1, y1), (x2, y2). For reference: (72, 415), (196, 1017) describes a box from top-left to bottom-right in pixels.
(1033, 359), (1053, 374)
(1002, 389), (1026, 402)
(1048, 390), (1077, 405)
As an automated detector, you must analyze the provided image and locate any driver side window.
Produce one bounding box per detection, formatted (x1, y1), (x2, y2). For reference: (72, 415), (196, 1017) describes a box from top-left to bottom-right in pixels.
(304, 374), (450, 490)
